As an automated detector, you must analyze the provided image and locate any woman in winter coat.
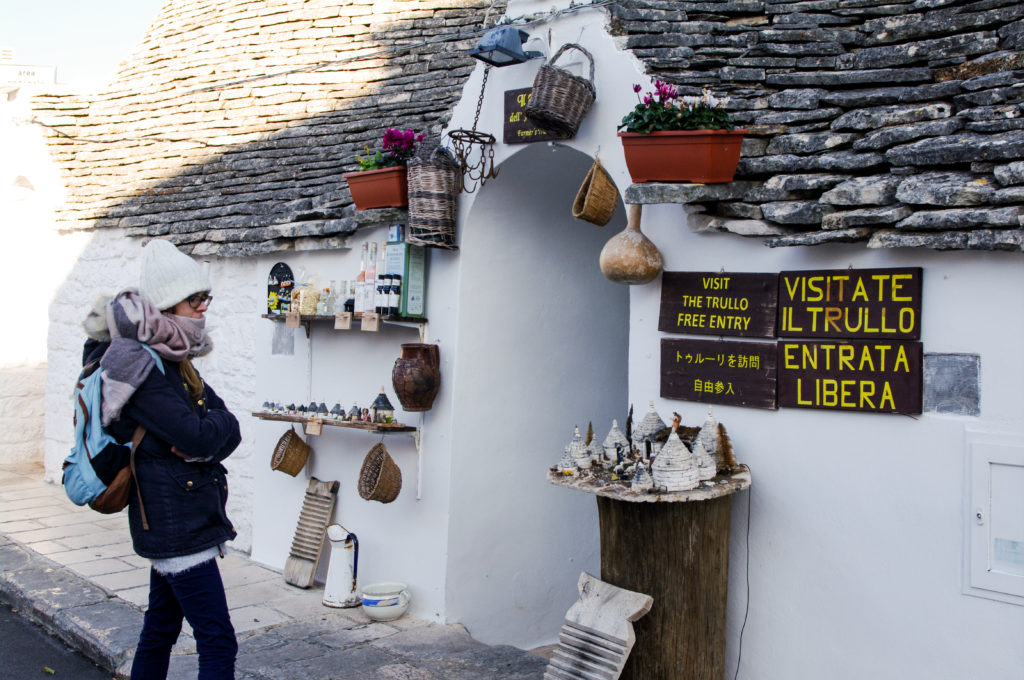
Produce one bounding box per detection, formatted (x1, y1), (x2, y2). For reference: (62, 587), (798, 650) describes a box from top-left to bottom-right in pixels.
(82, 239), (240, 680)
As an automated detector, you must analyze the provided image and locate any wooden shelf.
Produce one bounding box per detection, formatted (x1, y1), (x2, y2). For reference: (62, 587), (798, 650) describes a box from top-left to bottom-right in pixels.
(262, 313), (426, 324)
(252, 411), (417, 434)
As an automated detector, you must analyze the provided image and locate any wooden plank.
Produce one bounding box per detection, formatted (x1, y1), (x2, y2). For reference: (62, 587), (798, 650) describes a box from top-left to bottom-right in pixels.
(659, 271), (778, 338)
(251, 412), (416, 433)
(777, 339), (923, 414)
(778, 267), (922, 340)
(284, 478), (339, 589)
(661, 338), (777, 409)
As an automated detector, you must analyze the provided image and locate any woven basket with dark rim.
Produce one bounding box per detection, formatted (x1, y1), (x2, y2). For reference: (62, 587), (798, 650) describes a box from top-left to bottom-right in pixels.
(572, 157), (618, 226)
(271, 426), (310, 477)
(407, 145), (459, 250)
(358, 442), (402, 503)
(524, 43), (596, 139)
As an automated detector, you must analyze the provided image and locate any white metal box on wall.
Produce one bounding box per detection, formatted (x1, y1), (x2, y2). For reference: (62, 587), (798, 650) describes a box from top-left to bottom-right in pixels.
(964, 430), (1024, 606)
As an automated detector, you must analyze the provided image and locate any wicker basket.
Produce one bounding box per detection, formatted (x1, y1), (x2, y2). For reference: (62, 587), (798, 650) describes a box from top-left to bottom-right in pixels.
(407, 145), (459, 250)
(524, 43), (596, 139)
(572, 157), (618, 226)
(358, 443), (402, 503)
(271, 427), (310, 476)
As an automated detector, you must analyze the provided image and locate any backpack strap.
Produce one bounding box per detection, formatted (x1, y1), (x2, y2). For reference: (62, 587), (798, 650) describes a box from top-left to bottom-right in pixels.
(129, 425), (150, 531)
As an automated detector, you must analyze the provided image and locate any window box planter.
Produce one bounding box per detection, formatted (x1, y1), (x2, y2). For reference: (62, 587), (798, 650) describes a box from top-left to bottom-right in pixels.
(344, 166), (409, 210)
(618, 130), (747, 184)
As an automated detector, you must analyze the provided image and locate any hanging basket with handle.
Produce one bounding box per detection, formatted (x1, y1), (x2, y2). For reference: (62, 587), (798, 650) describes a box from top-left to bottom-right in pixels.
(572, 157), (618, 226)
(407, 144), (459, 250)
(358, 442), (402, 503)
(271, 426), (311, 477)
(524, 43), (596, 139)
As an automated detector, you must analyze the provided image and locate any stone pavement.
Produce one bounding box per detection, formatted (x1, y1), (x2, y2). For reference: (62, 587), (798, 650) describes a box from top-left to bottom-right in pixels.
(0, 466), (548, 679)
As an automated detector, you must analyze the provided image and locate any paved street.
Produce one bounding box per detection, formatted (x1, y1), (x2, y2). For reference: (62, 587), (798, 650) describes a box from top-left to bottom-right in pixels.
(0, 467), (548, 679)
(0, 604), (114, 679)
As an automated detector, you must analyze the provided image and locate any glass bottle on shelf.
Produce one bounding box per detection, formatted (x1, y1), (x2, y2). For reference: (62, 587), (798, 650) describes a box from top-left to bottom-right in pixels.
(354, 242), (368, 314)
(388, 274), (401, 317)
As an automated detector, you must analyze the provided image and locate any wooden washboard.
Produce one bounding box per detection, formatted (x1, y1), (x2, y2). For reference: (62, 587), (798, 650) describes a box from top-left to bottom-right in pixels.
(284, 477), (339, 588)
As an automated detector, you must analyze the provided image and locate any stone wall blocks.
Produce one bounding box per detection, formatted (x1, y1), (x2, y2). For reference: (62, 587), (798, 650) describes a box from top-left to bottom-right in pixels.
(831, 102), (952, 130)
(820, 175), (902, 205)
(767, 67), (932, 86)
(765, 226), (874, 246)
(765, 1), (841, 15)
(885, 131), (1024, 165)
(851, 116), (965, 150)
(766, 131), (859, 154)
(767, 88), (827, 109)
(692, 215), (795, 236)
(762, 200), (833, 224)
(754, 107), (842, 125)
(895, 205), (1022, 229)
(772, 12), (859, 26)
(821, 204), (914, 229)
(990, 187), (1024, 204)
(895, 171), (997, 206)
(746, 41), (845, 57)
(993, 161), (1024, 185)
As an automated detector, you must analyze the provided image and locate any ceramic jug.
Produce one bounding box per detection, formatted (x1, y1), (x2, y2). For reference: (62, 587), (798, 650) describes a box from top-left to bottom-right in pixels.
(392, 343), (441, 411)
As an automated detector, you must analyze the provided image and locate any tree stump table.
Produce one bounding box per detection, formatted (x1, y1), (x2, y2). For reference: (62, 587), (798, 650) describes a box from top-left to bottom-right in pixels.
(548, 466), (751, 680)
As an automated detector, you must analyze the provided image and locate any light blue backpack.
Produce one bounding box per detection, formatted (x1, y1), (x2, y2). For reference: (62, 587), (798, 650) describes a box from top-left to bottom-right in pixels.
(62, 345), (163, 519)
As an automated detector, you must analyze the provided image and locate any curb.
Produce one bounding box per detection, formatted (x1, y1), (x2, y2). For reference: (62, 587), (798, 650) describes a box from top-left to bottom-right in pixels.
(0, 535), (138, 676)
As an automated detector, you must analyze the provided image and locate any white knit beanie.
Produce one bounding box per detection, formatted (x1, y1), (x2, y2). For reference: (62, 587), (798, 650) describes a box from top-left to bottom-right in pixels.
(138, 239), (211, 311)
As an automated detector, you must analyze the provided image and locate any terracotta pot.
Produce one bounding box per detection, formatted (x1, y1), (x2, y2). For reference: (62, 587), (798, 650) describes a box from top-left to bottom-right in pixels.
(343, 166), (409, 210)
(599, 204), (663, 285)
(392, 343), (440, 411)
(618, 129), (747, 184)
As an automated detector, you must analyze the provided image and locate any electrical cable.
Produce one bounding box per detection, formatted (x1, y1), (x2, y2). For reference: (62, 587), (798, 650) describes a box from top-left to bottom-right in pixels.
(733, 463), (753, 680)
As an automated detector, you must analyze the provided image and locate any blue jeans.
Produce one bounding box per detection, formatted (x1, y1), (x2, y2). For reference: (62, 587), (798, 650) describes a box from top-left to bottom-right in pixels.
(130, 559), (237, 680)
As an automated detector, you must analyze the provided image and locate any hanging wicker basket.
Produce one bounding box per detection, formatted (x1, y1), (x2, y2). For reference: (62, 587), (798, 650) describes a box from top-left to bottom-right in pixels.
(407, 145), (459, 250)
(271, 427), (310, 477)
(572, 157), (618, 226)
(524, 43), (596, 139)
(358, 442), (402, 503)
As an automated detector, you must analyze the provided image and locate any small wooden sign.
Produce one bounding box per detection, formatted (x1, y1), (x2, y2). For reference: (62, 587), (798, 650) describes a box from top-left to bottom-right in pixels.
(659, 271), (778, 338)
(777, 340), (922, 414)
(360, 312), (381, 332)
(304, 418), (323, 436)
(778, 267), (922, 340)
(285, 312), (301, 329)
(334, 312), (352, 330)
(503, 88), (565, 145)
(661, 338), (778, 409)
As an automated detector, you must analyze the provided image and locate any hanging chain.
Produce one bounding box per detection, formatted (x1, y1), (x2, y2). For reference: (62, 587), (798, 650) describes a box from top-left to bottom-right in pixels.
(448, 65), (499, 193)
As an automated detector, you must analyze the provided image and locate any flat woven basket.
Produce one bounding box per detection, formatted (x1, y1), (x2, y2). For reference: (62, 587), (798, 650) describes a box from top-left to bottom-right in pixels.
(572, 157), (618, 226)
(524, 43), (596, 138)
(358, 442), (402, 503)
(271, 426), (310, 477)
(407, 145), (459, 250)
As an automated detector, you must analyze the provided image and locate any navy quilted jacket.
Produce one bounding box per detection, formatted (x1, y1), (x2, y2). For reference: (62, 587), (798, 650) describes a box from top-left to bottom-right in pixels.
(83, 340), (241, 559)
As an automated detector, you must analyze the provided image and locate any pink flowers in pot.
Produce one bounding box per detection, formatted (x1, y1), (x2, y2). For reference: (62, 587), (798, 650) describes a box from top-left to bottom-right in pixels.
(357, 128), (426, 171)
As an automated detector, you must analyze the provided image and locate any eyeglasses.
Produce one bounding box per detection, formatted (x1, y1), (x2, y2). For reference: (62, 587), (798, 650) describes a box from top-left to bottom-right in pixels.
(187, 293), (213, 309)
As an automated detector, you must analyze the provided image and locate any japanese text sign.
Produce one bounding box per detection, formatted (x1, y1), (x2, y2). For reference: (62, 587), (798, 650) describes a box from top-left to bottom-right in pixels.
(659, 271), (778, 338)
(661, 339), (778, 410)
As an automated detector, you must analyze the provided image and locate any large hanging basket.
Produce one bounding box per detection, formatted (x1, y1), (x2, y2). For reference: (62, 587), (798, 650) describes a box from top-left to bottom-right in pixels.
(271, 427), (310, 477)
(358, 443), (402, 503)
(407, 145), (459, 250)
(524, 43), (596, 139)
(572, 157), (618, 226)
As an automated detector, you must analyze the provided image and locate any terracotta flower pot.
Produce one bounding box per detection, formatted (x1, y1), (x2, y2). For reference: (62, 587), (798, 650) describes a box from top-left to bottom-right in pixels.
(618, 129), (747, 184)
(343, 166), (409, 210)
(392, 343), (440, 411)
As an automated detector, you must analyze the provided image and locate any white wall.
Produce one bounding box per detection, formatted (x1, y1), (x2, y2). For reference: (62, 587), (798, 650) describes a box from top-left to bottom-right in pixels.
(629, 204), (1024, 680)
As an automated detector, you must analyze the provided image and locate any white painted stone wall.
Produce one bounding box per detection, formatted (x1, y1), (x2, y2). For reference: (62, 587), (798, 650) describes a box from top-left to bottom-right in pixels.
(631, 206), (1024, 680)
(43, 228), (260, 552)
